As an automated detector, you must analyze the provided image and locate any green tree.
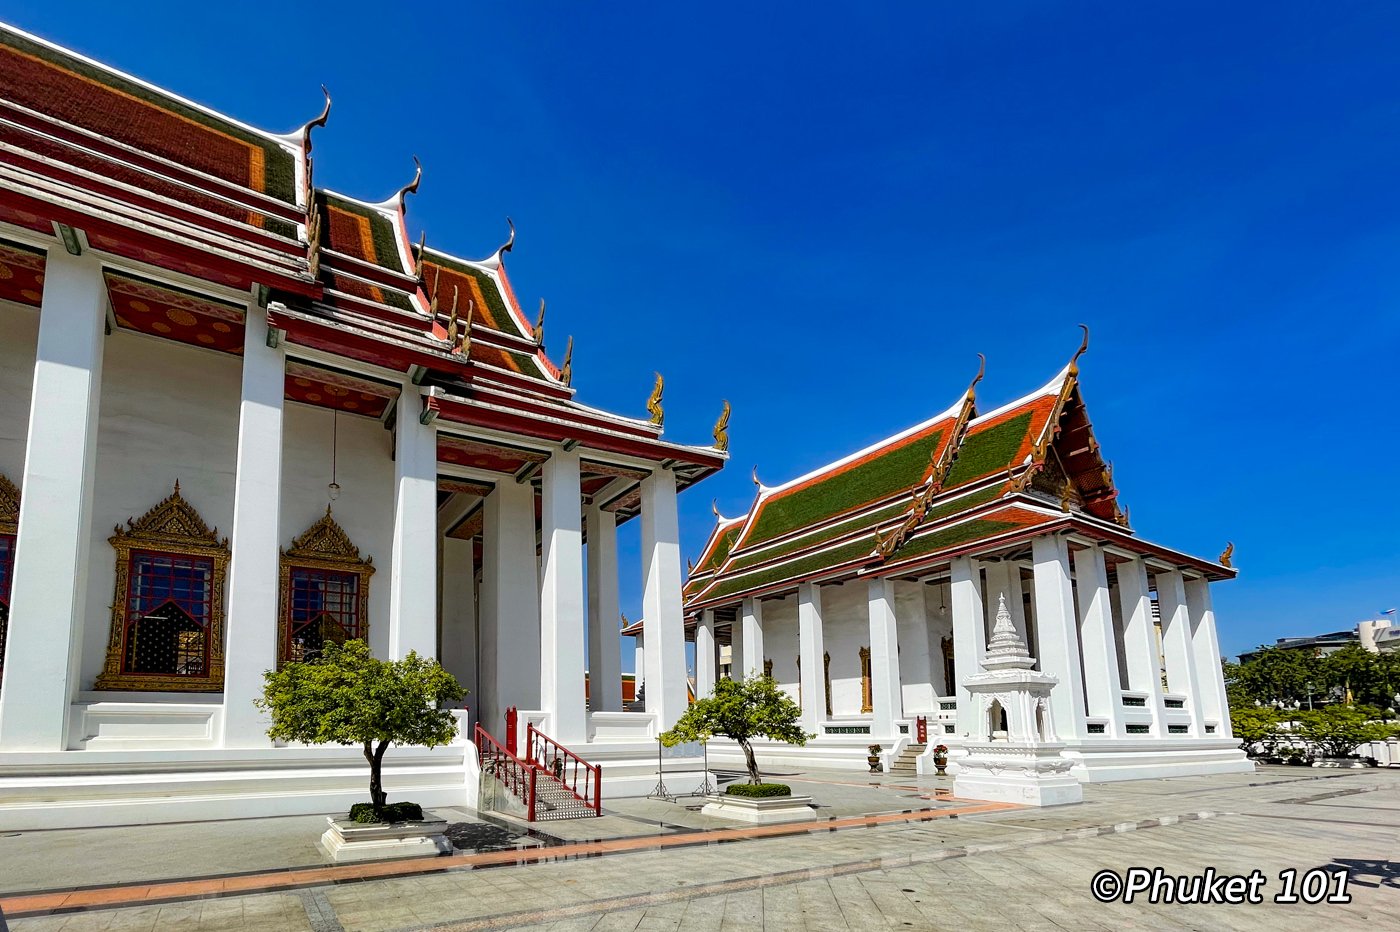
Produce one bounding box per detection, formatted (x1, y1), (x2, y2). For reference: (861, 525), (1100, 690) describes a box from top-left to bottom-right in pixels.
(1233, 645), (1322, 707)
(1230, 706), (1281, 758)
(660, 674), (812, 785)
(1320, 645), (1379, 706)
(256, 640), (464, 814)
(1293, 705), (1387, 759)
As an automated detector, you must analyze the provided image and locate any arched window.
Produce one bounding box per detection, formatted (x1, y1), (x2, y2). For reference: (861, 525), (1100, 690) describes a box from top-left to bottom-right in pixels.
(0, 473), (19, 688)
(279, 507), (374, 666)
(859, 646), (872, 714)
(96, 483), (229, 691)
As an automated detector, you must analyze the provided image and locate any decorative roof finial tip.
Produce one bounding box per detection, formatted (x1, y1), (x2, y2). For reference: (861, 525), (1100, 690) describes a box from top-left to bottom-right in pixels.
(713, 399), (731, 451)
(302, 85), (332, 154)
(646, 372), (665, 427)
(1219, 541), (1234, 568)
(968, 352), (986, 396)
(560, 335), (574, 387)
(498, 217), (515, 256)
(751, 465), (762, 487)
(534, 298), (546, 346)
(711, 498), (722, 518)
(1071, 323), (1089, 370)
(396, 156), (422, 208)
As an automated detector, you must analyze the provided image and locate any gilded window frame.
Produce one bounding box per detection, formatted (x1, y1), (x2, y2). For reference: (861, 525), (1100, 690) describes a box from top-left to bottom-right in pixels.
(277, 507), (374, 667)
(96, 482), (229, 692)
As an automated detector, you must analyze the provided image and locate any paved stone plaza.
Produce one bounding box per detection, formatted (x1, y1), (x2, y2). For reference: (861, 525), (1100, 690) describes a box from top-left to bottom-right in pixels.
(0, 766), (1395, 930)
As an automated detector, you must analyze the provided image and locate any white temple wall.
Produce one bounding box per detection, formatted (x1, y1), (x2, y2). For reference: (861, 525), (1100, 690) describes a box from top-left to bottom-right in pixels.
(0, 301), (37, 481)
(80, 331), (241, 688)
(820, 582), (868, 717)
(279, 403), (395, 659)
(759, 593), (799, 702)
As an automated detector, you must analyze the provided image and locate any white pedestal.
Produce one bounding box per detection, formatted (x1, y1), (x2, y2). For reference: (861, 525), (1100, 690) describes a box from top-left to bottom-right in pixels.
(953, 743), (1083, 807)
(701, 794), (816, 824)
(319, 815), (451, 863)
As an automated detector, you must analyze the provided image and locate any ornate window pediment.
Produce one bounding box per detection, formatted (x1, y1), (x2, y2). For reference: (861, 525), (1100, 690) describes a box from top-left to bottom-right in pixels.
(279, 507), (374, 666)
(97, 482), (229, 692)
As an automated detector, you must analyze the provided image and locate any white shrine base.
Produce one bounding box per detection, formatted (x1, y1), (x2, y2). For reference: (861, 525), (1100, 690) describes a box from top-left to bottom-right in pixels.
(952, 742), (1082, 807)
(701, 793), (816, 824)
(319, 814), (451, 863)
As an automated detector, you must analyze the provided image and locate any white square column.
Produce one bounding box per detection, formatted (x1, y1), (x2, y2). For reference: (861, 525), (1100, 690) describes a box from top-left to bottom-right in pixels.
(440, 536), (477, 714)
(895, 581), (933, 714)
(1185, 578), (1231, 737)
(1156, 568), (1203, 736)
(950, 555), (985, 738)
(480, 478), (540, 733)
(640, 467), (687, 729)
(586, 502), (623, 713)
(0, 251), (105, 752)
(1116, 556), (1167, 734)
(222, 300), (287, 747)
(796, 583), (825, 732)
(1031, 534), (1088, 741)
(388, 387), (438, 660)
(735, 597), (765, 678)
(695, 609), (717, 700)
(540, 448), (586, 744)
(1072, 544), (1122, 737)
(867, 577), (903, 738)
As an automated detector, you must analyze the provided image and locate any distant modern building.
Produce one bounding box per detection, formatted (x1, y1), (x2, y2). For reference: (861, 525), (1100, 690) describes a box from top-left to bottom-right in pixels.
(1237, 619), (1395, 662)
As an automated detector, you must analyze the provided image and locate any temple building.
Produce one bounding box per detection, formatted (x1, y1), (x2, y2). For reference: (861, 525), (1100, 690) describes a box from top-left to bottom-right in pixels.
(0, 22), (726, 828)
(677, 343), (1251, 783)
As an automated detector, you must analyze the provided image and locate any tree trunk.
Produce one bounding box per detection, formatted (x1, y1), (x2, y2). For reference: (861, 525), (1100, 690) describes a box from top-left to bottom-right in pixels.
(365, 740), (389, 812)
(738, 738), (760, 785)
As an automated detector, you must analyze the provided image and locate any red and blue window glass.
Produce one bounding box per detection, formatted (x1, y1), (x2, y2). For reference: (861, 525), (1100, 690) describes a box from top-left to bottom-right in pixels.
(120, 550), (213, 678)
(0, 533), (14, 682)
(285, 567), (360, 663)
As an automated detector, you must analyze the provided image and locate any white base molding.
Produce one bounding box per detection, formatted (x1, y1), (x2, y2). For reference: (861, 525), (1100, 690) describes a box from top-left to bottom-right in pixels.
(319, 814), (451, 863)
(700, 793), (816, 824)
(953, 742), (1083, 807)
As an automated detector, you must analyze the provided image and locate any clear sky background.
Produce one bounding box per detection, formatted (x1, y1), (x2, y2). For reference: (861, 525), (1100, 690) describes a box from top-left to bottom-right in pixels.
(11, 2), (1399, 661)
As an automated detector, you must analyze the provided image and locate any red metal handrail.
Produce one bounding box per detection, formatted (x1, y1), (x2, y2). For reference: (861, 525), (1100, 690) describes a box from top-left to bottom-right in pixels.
(525, 723), (603, 816)
(474, 723), (539, 820)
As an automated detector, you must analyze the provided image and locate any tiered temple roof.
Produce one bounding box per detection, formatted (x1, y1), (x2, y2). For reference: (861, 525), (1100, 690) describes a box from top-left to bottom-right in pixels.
(681, 333), (1233, 615)
(0, 22), (725, 511)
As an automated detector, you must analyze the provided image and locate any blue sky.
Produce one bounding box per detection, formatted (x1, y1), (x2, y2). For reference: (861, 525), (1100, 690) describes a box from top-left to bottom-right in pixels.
(12, 2), (1400, 660)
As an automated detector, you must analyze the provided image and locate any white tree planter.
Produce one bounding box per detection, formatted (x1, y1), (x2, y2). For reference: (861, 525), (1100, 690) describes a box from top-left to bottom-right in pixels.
(701, 794), (816, 824)
(319, 813), (451, 863)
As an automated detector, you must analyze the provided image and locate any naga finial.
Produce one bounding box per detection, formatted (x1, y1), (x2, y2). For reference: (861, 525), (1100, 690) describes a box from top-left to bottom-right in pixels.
(414, 231), (428, 283)
(751, 465), (762, 487)
(1219, 541), (1234, 568)
(561, 335), (574, 387)
(713, 399), (731, 451)
(301, 85), (331, 155)
(534, 298), (546, 347)
(396, 155), (422, 209)
(306, 205), (323, 280)
(497, 216), (515, 256)
(711, 498), (722, 518)
(646, 372), (664, 426)
(427, 265), (441, 317)
(445, 286), (460, 347)
(1070, 323), (1089, 373)
(967, 352), (986, 399)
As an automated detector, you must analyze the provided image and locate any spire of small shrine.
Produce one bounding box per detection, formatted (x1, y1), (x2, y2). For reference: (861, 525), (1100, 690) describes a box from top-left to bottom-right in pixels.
(982, 592), (1035, 670)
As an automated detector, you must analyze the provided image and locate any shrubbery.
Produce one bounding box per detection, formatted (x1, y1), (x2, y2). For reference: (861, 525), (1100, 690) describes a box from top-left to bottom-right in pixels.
(349, 801), (425, 824)
(726, 783), (792, 798)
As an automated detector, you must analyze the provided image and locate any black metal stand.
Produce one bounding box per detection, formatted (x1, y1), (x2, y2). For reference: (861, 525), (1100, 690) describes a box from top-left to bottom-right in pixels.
(689, 740), (716, 796)
(646, 739), (676, 802)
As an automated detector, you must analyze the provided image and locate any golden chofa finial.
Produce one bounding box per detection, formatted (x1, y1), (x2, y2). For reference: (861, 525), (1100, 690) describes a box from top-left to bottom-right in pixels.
(646, 372), (665, 426)
(1069, 323), (1089, 374)
(560, 335), (574, 387)
(534, 298), (546, 347)
(751, 465), (762, 487)
(1219, 541), (1234, 568)
(712, 399), (731, 451)
(301, 85), (331, 155)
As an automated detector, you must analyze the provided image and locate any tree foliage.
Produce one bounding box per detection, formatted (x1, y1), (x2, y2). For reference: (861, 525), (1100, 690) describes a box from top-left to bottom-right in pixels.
(1230, 706), (1282, 758)
(256, 640), (464, 815)
(1292, 705), (1389, 759)
(660, 674), (812, 785)
(1230, 642), (1400, 711)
